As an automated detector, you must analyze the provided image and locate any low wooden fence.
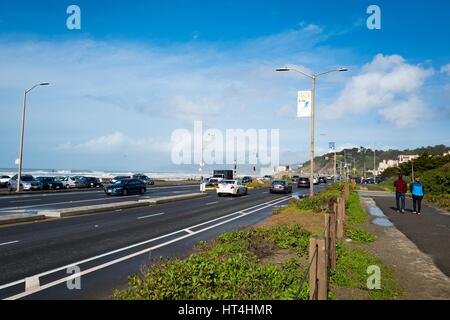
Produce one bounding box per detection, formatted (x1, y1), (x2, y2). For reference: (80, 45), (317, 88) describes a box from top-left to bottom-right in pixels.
(295, 183), (350, 300)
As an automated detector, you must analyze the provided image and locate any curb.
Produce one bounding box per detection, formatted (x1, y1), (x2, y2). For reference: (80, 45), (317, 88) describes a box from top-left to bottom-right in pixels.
(0, 214), (46, 226)
(38, 192), (208, 218)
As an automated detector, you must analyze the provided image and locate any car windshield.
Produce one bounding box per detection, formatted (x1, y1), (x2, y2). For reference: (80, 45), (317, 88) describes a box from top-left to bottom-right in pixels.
(221, 180), (235, 184)
(21, 176), (34, 181)
(113, 180), (128, 184)
(272, 181), (286, 185)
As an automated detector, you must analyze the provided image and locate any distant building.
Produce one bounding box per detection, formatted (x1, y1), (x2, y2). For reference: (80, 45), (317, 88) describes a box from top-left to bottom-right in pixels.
(398, 154), (419, 163)
(443, 150), (450, 156)
(378, 159), (399, 172)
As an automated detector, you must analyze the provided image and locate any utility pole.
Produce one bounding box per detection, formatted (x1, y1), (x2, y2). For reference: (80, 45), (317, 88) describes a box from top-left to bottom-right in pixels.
(17, 82), (50, 192)
(373, 149), (376, 178)
(276, 66), (348, 196)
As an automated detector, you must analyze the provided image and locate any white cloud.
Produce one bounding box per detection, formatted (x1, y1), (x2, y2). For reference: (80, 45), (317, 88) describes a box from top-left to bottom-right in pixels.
(378, 96), (427, 128)
(441, 64), (450, 76)
(324, 54), (434, 127)
(58, 132), (170, 153)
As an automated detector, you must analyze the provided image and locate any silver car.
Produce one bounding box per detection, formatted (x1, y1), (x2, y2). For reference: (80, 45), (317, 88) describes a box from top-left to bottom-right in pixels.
(60, 176), (88, 189)
(8, 174), (43, 191)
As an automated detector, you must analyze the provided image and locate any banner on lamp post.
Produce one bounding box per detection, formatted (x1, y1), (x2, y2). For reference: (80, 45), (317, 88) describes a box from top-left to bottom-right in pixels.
(297, 91), (311, 118)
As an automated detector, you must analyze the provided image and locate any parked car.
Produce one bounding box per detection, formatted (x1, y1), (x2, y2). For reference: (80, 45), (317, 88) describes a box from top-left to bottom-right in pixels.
(60, 176), (88, 189)
(132, 174), (154, 185)
(365, 177), (375, 184)
(217, 179), (248, 197)
(0, 175), (10, 187)
(270, 180), (292, 194)
(104, 178), (146, 196)
(36, 177), (64, 190)
(83, 177), (102, 188)
(297, 177), (310, 188)
(7, 174), (43, 191)
(241, 176), (253, 184)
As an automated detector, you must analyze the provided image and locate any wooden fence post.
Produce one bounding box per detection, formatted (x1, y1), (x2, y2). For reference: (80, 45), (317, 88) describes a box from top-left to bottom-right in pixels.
(329, 208), (337, 270)
(309, 237), (328, 300)
(336, 198), (344, 239)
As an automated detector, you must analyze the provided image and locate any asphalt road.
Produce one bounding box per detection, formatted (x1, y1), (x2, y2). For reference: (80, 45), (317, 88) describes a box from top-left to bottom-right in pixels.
(0, 183), (328, 300)
(0, 184), (200, 215)
(371, 194), (450, 277)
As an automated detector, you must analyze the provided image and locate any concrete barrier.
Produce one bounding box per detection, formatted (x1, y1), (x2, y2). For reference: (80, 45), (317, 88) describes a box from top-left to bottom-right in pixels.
(39, 192), (208, 218)
(0, 214), (46, 226)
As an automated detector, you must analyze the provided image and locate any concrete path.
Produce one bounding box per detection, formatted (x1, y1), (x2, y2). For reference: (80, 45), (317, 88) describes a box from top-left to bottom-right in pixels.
(361, 191), (450, 278)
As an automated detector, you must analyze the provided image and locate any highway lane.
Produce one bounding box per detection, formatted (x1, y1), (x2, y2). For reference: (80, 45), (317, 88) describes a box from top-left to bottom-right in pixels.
(0, 184), (200, 214)
(0, 184), (328, 299)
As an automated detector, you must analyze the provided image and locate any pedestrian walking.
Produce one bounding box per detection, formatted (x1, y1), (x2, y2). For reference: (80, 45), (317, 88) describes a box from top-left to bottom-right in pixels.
(394, 174), (407, 213)
(410, 177), (424, 215)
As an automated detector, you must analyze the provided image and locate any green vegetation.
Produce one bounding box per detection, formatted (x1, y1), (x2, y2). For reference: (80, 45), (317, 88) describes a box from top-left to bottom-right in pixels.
(115, 225), (312, 300)
(345, 192), (376, 243)
(330, 243), (401, 300)
(246, 179), (272, 189)
(286, 183), (343, 213)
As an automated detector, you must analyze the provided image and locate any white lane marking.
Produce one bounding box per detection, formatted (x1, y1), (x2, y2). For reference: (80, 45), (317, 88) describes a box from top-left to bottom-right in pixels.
(0, 240), (19, 246)
(137, 212), (165, 220)
(262, 192), (269, 194)
(205, 201), (219, 206)
(9, 199), (42, 203)
(0, 195), (292, 298)
(184, 229), (195, 234)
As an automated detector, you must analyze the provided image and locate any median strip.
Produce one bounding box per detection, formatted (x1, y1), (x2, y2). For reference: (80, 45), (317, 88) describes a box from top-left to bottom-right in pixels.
(37, 193), (208, 218)
(0, 214), (46, 226)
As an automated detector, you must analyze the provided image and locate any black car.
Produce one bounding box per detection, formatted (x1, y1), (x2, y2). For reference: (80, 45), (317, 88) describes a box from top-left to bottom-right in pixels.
(270, 180), (292, 194)
(84, 177), (102, 188)
(297, 177), (310, 188)
(241, 176), (253, 184)
(132, 174), (155, 185)
(318, 176), (327, 184)
(104, 178), (146, 196)
(36, 177), (64, 190)
(291, 175), (300, 183)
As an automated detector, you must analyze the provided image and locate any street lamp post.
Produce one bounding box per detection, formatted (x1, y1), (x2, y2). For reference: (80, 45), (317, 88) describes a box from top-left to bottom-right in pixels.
(320, 133), (337, 183)
(16, 83), (50, 192)
(276, 66), (348, 196)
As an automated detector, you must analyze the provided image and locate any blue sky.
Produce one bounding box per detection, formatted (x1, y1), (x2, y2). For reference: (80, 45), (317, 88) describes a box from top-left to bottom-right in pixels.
(0, 0), (449, 171)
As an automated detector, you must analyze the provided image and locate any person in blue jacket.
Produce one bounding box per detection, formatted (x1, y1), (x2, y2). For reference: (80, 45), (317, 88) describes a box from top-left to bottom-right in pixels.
(410, 177), (424, 215)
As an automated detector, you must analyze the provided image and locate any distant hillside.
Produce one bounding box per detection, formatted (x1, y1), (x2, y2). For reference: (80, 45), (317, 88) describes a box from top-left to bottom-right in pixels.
(297, 144), (450, 176)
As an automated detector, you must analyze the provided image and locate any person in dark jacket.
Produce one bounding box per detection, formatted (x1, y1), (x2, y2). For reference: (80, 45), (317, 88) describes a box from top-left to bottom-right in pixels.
(410, 177), (424, 215)
(394, 174), (407, 213)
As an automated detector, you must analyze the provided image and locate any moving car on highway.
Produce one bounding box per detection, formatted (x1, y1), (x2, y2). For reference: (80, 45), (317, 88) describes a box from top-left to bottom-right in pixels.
(292, 175), (300, 183)
(7, 174), (43, 191)
(0, 175), (10, 187)
(269, 180), (292, 194)
(318, 176), (327, 184)
(217, 179), (248, 197)
(36, 176), (64, 190)
(104, 178), (147, 196)
(263, 175), (273, 181)
(297, 177), (310, 188)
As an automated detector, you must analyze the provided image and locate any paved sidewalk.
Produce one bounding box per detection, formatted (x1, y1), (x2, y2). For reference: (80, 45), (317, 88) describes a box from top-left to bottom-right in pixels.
(371, 195), (450, 277)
